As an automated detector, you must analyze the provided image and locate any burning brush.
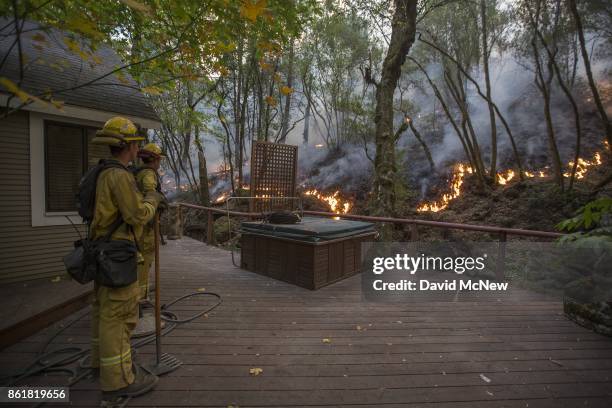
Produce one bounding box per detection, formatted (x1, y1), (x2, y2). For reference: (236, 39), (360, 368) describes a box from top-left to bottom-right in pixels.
(418, 144), (608, 213)
(304, 189), (352, 214)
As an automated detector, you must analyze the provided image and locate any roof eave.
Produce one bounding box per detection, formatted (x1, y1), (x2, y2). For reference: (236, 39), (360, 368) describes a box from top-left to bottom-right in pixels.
(0, 94), (161, 129)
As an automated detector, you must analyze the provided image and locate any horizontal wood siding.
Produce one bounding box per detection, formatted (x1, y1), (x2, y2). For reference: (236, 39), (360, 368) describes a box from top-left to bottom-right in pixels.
(0, 111), (85, 284)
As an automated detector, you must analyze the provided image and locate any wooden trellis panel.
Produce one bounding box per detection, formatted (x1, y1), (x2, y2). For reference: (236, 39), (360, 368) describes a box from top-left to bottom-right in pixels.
(249, 141), (298, 212)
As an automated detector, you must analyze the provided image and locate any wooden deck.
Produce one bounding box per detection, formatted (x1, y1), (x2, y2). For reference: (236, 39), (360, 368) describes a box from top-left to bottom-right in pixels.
(1, 236), (612, 407)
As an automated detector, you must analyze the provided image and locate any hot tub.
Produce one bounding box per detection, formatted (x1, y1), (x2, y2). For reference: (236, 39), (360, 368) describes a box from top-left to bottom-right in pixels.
(240, 216), (376, 289)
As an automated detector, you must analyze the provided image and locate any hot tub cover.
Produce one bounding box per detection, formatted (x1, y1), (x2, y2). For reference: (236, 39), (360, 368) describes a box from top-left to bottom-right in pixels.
(241, 216), (375, 242)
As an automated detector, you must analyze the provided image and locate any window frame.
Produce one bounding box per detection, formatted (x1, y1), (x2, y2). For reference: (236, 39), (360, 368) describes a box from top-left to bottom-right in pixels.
(30, 112), (106, 226)
(43, 120), (95, 213)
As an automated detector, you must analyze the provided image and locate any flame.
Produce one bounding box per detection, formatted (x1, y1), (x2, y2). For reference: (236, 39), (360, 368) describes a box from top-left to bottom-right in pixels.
(304, 189), (352, 214)
(417, 143), (607, 213)
(497, 169), (515, 185)
(215, 192), (229, 203)
(563, 152), (602, 179)
(417, 163), (472, 213)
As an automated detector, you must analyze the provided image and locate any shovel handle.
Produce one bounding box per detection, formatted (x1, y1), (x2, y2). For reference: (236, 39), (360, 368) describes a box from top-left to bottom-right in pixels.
(154, 213), (162, 364)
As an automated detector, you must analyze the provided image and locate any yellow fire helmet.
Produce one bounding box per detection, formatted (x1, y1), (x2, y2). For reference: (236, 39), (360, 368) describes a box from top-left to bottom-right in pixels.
(138, 143), (166, 159)
(91, 116), (145, 146)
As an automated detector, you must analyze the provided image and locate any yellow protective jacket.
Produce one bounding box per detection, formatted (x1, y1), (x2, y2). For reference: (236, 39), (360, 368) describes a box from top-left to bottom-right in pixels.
(134, 167), (159, 254)
(90, 160), (157, 244)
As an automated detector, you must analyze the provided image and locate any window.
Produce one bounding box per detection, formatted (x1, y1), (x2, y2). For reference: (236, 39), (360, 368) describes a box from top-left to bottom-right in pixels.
(44, 121), (109, 212)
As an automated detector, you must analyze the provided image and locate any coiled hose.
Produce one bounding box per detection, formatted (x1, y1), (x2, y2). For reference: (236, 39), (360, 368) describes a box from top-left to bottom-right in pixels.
(1, 291), (222, 407)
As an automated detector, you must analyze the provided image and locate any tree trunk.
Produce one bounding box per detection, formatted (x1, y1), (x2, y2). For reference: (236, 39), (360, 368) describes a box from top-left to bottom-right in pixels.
(480, 0), (498, 179)
(279, 39), (294, 143)
(536, 29), (583, 190)
(235, 40), (243, 185)
(408, 120), (435, 171)
(568, 0), (611, 146)
(303, 97), (311, 145)
(532, 36), (564, 190)
(198, 150), (210, 206)
(372, 0), (417, 221)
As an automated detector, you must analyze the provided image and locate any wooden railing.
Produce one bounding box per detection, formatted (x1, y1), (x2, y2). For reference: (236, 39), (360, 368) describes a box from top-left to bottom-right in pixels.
(173, 202), (563, 280)
(176, 202), (563, 240)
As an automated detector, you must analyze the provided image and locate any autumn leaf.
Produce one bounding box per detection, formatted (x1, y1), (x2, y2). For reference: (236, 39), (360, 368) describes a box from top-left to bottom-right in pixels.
(264, 95), (277, 107)
(115, 71), (130, 85)
(0, 77), (45, 106)
(196, 287), (206, 292)
(258, 40), (279, 53)
(280, 86), (293, 96)
(141, 86), (162, 96)
(249, 367), (263, 376)
(120, 0), (153, 15)
(258, 59), (272, 71)
(240, 0), (267, 22)
(49, 62), (64, 72)
(50, 99), (65, 111)
(273, 73), (282, 82)
(32, 33), (47, 42)
(322, 338), (331, 344)
(63, 37), (90, 61)
(214, 42), (236, 54)
(51, 276), (61, 282)
(65, 16), (103, 40)
(218, 66), (230, 77)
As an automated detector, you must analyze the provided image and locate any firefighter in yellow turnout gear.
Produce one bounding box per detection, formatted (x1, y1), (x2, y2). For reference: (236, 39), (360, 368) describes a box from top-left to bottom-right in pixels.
(89, 117), (163, 401)
(134, 143), (166, 301)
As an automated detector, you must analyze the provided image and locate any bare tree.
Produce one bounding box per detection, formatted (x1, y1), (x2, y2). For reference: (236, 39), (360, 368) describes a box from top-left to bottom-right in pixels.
(568, 0), (610, 146)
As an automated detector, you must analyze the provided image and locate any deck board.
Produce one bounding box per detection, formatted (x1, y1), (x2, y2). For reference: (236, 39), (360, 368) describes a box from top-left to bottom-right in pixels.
(1, 237), (611, 407)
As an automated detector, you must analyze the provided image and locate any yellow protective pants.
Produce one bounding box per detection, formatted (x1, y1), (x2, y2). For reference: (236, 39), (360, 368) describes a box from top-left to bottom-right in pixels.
(137, 251), (154, 300)
(91, 282), (139, 391)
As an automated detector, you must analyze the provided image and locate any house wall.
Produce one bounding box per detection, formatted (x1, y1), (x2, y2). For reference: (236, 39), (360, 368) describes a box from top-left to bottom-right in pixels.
(0, 110), (86, 283)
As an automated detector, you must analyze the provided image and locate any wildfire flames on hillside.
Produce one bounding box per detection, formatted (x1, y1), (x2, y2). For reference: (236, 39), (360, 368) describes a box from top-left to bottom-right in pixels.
(211, 142), (608, 215)
(417, 144), (608, 213)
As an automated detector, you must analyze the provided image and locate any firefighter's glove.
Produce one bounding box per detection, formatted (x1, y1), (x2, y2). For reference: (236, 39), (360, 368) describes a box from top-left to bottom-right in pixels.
(144, 191), (164, 208)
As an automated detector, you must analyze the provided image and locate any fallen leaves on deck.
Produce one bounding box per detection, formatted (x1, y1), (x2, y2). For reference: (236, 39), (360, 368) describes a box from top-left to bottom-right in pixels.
(249, 367), (263, 376)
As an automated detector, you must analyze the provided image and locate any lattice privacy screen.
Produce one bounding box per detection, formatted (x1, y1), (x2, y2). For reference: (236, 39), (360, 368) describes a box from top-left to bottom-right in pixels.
(249, 141), (298, 212)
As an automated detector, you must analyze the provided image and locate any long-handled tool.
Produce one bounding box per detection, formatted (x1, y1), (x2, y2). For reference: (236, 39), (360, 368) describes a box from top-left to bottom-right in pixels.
(143, 214), (182, 375)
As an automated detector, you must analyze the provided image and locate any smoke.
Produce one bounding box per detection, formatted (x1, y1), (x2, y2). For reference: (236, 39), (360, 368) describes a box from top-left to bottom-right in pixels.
(299, 143), (373, 191)
(398, 47), (609, 199)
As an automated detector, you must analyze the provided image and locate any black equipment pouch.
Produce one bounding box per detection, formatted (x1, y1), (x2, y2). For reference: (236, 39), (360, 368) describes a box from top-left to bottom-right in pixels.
(63, 239), (97, 284)
(63, 216), (138, 288)
(94, 239), (138, 288)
